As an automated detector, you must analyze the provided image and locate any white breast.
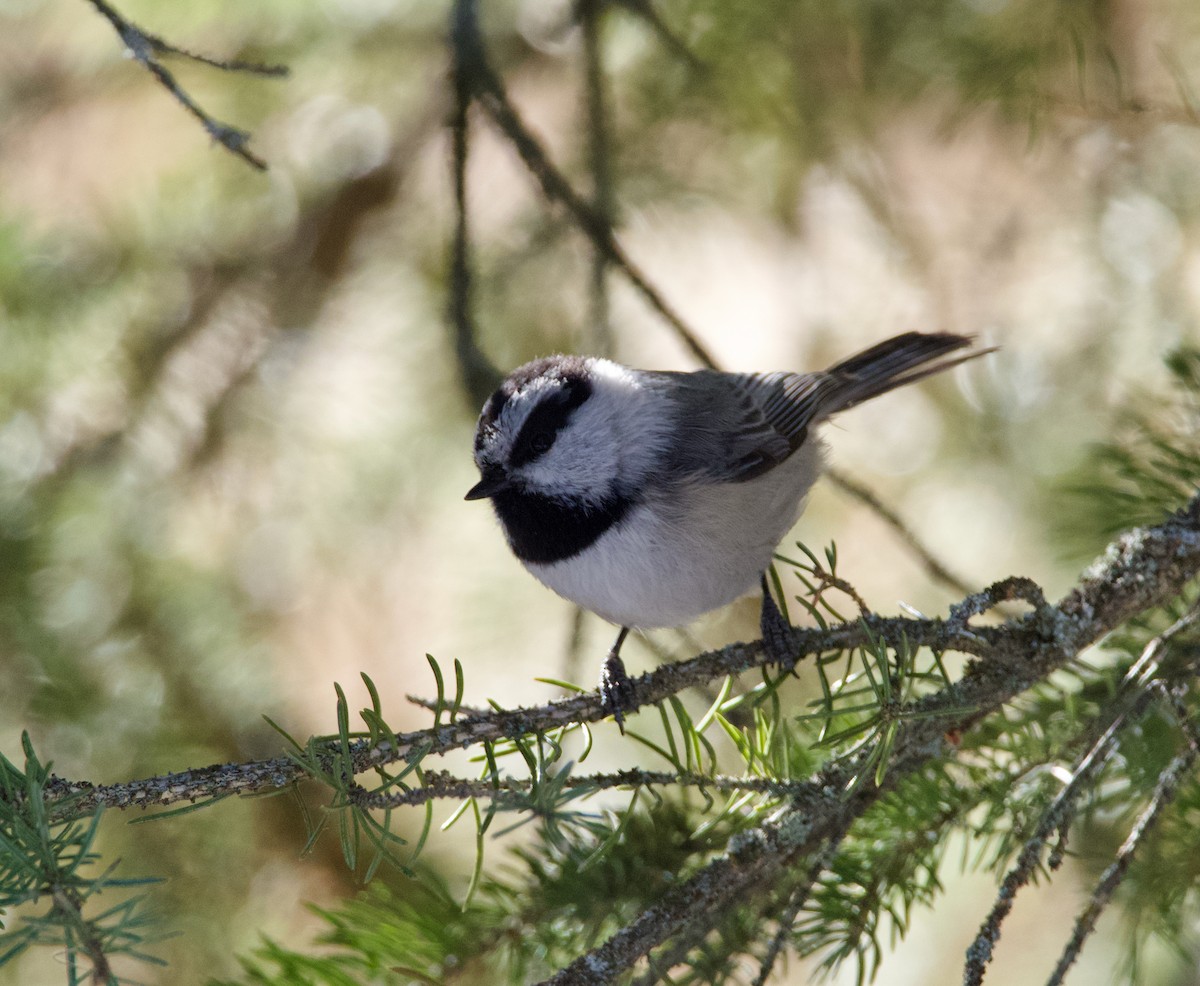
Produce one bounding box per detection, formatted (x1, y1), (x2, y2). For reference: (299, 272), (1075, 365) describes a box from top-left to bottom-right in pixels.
(524, 440), (824, 629)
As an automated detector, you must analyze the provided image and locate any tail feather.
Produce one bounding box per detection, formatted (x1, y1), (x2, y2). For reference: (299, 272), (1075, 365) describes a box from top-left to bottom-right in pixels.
(817, 331), (991, 417)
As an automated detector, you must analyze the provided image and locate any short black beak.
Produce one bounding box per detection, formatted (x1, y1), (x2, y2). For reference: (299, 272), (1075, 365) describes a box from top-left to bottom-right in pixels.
(465, 467), (510, 501)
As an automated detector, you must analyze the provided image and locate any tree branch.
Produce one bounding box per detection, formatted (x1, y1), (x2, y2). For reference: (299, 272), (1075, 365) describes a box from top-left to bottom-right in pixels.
(449, 0), (719, 370)
(85, 0), (286, 170)
(347, 767), (812, 811)
(29, 496), (1197, 843)
(1045, 719), (1199, 986)
(535, 494), (1200, 985)
(578, 0), (616, 355)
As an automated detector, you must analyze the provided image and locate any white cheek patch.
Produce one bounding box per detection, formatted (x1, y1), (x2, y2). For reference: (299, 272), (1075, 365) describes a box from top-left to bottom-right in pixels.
(517, 360), (672, 502)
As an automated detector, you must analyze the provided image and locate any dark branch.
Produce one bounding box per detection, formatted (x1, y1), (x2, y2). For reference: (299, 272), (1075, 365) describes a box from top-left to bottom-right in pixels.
(450, 0), (719, 370)
(611, 0), (705, 71)
(578, 0), (616, 355)
(446, 0), (503, 408)
(85, 0), (286, 170)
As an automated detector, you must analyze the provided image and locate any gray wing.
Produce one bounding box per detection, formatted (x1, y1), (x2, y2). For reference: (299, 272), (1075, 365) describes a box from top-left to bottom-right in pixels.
(653, 369), (835, 484)
(651, 332), (981, 483)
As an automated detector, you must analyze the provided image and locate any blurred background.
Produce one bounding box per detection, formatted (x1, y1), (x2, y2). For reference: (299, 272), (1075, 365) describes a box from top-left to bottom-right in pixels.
(1, 0), (1198, 982)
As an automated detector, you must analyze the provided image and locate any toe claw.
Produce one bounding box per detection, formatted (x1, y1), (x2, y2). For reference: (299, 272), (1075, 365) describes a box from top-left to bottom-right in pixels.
(760, 584), (796, 671)
(599, 652), (635, 732)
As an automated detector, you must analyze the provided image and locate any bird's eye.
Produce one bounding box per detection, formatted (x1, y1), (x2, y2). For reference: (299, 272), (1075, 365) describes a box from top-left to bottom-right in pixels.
(529, 431), (554, 455)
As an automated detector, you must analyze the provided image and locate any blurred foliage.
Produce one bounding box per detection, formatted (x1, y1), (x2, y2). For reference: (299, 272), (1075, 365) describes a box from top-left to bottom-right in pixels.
(1061, 347), (1200, 552)
(0, 0), (1198, 983)
(214, 802), (739, 986)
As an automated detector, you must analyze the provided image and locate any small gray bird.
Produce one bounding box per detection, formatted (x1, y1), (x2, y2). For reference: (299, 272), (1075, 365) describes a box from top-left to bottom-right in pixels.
(466, 332), (987, 726)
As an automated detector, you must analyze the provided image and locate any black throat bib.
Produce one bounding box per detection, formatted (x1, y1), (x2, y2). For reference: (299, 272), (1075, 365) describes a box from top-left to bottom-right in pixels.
(491, 488), (633, 564)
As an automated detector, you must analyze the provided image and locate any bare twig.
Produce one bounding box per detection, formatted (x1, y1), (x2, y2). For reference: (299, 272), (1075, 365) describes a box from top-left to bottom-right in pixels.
(85, 0), (286, 170)
(447, 0), (502, 408)
(611, 0), (705, 71)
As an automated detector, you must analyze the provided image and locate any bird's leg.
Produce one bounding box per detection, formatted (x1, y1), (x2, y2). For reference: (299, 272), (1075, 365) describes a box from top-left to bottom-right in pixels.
(599, 626), (635, 732)
(760, 572), (796, 670)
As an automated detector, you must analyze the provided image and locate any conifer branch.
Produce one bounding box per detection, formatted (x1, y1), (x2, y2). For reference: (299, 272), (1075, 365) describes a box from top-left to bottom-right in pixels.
(27, 493), (1200, 834)
(538, 495), (1200, 985)
(1045, 721), (1199, 986)
(12, 494), (1199, 983)
(964, 599), (1200, 986)
(347, 768), (813, 811)
(749, 846), (841, 986)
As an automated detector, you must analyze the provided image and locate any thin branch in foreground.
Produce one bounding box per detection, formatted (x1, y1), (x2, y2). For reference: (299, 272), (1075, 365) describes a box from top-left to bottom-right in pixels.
(962, 707), (1130, 986)
(629, 848), (825, 986)
(35, 614), (980, 819)
(85, 0), (287, 170)
(32, 496), (1200, 821)
(18, 495), (1200, 986)
(347, 767), (808, 812)
(750, 844), (841, 986)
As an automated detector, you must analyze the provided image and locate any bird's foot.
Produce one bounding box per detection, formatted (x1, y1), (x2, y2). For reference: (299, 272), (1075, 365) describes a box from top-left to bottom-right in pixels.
(599, 651), (636, 733)
(760, 582), (797, 671)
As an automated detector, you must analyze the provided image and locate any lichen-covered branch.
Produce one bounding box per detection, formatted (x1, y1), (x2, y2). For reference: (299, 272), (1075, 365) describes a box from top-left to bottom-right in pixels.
(31, 496), (1198, 851)
(536, 494), (1200, 985)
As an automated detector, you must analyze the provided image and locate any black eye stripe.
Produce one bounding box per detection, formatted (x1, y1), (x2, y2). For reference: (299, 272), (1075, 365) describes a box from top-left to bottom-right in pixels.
(475, 356), (592, 456)
(509, 376), (592, 468)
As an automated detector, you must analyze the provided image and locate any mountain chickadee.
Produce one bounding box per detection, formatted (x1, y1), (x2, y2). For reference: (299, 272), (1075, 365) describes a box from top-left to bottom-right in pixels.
(467, 331), (988, 727)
